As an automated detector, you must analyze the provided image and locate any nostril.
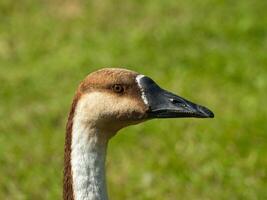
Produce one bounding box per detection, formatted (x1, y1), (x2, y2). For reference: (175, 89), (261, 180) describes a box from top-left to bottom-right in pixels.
(170, 98), (177, 103)
(170, 98), (185, 106)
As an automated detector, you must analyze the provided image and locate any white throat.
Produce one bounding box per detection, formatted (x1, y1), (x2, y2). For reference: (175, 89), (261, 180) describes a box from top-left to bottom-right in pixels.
(71, 109), (109, 200)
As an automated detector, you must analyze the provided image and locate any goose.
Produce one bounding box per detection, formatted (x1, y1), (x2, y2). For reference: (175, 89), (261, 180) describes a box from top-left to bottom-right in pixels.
(63, 68), (214, 200)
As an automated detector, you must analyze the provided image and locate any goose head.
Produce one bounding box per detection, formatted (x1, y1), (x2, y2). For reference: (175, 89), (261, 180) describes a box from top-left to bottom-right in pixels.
(75, 68), (214, 135)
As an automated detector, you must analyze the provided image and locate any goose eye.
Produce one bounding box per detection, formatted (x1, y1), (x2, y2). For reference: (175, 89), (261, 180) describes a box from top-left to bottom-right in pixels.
(112, 84), (124, 93)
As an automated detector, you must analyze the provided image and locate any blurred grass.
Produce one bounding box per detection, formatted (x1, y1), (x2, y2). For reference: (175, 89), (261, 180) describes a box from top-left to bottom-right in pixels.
(0, 0), (267, 199)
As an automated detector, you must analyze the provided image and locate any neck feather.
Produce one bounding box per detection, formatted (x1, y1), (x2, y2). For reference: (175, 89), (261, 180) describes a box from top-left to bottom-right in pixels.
(71, 124), (108, 200)
(64, 93), (109, 200)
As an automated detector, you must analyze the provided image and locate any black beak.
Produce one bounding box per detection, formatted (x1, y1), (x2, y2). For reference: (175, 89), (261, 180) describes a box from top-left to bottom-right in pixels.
(138, 76), (214, 119)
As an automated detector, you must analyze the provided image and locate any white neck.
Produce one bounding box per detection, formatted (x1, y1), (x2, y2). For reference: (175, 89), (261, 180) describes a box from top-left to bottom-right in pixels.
(71, 118), (109, 200)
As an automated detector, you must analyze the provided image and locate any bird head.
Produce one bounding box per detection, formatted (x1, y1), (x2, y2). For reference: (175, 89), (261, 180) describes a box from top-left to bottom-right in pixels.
(72, 68), (214, 134)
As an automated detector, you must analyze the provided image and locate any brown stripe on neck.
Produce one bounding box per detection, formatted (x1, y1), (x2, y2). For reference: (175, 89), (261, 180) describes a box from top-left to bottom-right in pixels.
(63, 91), (81, 200)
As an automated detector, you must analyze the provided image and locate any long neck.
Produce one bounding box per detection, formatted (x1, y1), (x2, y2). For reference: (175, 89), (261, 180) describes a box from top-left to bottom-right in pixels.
(64, 95), (109, 200)
(71, 125), (108, 200)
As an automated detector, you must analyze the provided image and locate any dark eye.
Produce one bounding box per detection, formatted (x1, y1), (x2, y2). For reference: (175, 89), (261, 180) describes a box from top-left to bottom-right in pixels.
(112, 84), (124, 93)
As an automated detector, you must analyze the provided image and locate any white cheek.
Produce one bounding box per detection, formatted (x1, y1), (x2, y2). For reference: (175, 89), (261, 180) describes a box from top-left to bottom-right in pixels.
(136, 74), (149, 106)
(76, 92), (143, 123)
(76, 93), (112, 121)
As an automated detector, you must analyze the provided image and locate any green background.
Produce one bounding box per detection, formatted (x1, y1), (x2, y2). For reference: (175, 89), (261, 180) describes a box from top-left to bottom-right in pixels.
(1, 0), (267, 199)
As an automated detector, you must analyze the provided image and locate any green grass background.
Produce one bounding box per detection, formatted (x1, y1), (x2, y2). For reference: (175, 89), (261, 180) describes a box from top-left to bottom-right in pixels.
(1, 0), (267, 199)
